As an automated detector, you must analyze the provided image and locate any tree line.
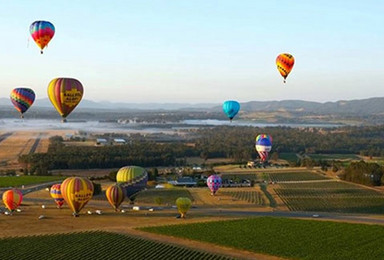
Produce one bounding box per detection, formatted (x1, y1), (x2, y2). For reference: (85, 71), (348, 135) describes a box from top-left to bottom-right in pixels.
(18, 125), (384, 174)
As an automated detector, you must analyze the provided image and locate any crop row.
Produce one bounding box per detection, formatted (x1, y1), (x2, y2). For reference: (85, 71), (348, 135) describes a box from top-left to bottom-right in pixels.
(0, 231), (233, 260)
(274, 182), (384, 213)
(140, 217), (384, 260)
(221, 173), (260, 181)
(221, 190), (266, 205)
(268, 171), (329, 182)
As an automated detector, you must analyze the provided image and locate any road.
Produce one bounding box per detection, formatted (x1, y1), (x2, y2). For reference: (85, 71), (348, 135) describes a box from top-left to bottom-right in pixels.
(4, 181), (384, 226)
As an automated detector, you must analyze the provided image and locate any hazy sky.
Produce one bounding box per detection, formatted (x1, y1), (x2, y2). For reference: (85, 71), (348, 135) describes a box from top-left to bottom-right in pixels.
(1, 1), (383, 103)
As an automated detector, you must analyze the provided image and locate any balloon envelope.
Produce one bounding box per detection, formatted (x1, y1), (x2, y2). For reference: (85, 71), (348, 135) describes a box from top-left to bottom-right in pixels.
(106, 184), (125, 211)
(255, 134), (272, 162)
(47, 78), (84, 121)
(60, 177), (93, 216)
(30, 21), (55, 54)
(207, 175), (222, 195)
(276, 53), (294, 83)
(50, 184), (64, 208)
(116, 166), (148, 201)
(176, 197), (192, 218)
(2, 189), (23, 211)
(10, 88), (35, 118)
(222, 100), (240, 121)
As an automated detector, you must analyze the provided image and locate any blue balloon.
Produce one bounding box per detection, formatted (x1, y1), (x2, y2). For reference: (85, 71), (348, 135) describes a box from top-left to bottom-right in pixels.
(222, 100), (240, 121)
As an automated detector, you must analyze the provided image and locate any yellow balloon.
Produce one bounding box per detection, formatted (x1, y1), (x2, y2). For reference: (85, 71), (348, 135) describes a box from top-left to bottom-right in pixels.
(60, 177), (93, 217)
(176, 197), (192, 218)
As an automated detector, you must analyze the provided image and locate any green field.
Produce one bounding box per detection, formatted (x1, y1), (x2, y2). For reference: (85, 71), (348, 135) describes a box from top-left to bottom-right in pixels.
(278, 152), (298, 162)
(221, 191), (266, 205)
(0, 231), (232, 260)
(140, 217), (384, 260)
(307, 153), (360, 160)
(135, 188), (194, 205)
(0, 176), (64, 188)
(268, 171), (329, 182)
(274, 182), (384, 213)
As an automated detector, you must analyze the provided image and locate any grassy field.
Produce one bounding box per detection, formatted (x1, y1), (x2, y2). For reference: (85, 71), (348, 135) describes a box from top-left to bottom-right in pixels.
(0, 176), (64, 188)
(0, 231), (232, 260)
(268, 171), (329, 182)
(274, 181), (384, 213)
(307, 153), (360, 160)
(135, 188), (194, 205)
(140, 217), (384, 260)
(278, 152), (298, 162)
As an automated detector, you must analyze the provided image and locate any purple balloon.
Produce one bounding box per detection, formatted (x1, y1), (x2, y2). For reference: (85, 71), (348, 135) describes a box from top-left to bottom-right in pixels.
(207, 175), (222, 195)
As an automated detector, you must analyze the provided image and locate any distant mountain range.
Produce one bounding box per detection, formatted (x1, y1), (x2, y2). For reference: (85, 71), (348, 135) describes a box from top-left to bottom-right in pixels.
(1, 97), (384, 115)
(0, 98), (218, 111)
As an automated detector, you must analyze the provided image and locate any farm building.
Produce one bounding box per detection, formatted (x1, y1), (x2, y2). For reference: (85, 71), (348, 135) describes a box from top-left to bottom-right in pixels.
(168, 177), (197, 187)
(95, 138), (108, 146)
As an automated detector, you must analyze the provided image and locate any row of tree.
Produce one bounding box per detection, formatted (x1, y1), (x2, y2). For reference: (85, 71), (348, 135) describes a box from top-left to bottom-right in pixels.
(18, 125), (384, 174)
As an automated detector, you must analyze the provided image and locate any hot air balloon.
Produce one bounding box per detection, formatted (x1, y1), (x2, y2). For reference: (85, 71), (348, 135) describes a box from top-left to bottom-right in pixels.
(60, 177), (93, 217)
(105, 184), (125, 211)
(10, 88), (35, 118)
(30, 21), (55, 54)
(176, 197), (192, 218)
(47, 78), (84, 122)
(276, 53), (295, 83)
(223, 100), (240, 122)
(2, 189), (23, 212)
(207, 175), (222, 195)
(255, 134), (272, 163)
(116, 166), (148, 202)
(50, 184), (64, 208)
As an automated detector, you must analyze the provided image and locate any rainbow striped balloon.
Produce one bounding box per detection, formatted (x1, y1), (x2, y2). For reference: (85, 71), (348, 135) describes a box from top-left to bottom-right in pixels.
(47, 78), (84, 122)
(10, 88), (35, 118)
(276, 53), (295, 83)
(60, 177), (93, 217)
(50, 184), (64, 208)
(2, 189), (23, 212)
(30, 20), (55, 54)
(116, 166), (148, 201)
(106, 184), (125, 211)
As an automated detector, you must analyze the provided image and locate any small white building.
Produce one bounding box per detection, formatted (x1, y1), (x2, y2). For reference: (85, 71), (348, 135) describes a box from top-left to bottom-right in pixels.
(96, 138), (108, 146)
(113, 138), (126, 145)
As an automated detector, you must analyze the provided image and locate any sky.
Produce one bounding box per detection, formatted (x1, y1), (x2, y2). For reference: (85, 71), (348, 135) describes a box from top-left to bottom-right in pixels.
(0, 0), (384, 103)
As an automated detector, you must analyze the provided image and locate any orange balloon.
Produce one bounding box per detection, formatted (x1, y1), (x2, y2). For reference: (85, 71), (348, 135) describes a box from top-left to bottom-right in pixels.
(2, 189), (23, 211)
(276, 53), (295, 83)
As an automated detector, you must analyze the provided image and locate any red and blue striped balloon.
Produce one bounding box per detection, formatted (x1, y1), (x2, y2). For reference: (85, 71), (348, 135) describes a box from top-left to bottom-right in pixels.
(10, 88), (35, 118)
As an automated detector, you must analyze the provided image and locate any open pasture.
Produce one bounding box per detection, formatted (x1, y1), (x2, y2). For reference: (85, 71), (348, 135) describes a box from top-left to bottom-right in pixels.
(278, 152), (298, 162)
(274, 181), (384, 213)
(0, 176), (64, 188)
(0, 231), (232, 260)
(307, 153), (360, 160)
(135, 188), (194, 205)
(0, 132), (38, 165)
(140, 217), (384, 260)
